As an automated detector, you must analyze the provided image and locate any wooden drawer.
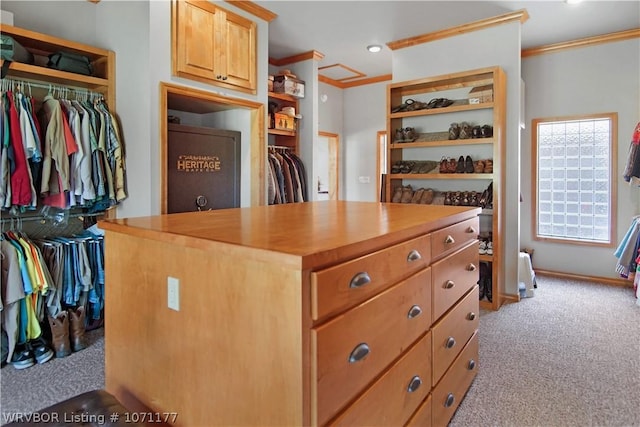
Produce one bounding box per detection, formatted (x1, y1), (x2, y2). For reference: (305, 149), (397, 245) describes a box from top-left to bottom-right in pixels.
(313, 268), (432, 426)
(432, 285), (479, 385)
(329, 332), (432, 426)
(311, 234), (431, 321)
(431, 243), (479, 322)
(432, 332), (479, 427)
(431, 217), (479, 261)
(406, 393), (432, 427)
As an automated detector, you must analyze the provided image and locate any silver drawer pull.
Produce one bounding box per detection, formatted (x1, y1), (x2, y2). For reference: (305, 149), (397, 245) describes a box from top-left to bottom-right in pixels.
(349, 272), (371, 289)
(444, 280), (455, 289)
(407, 375), (422, 393)
(348, 343), (370, 363)
(407, 250), (422, 262)
(466, 226), (476, 233)
(468, 359), (476, 370)
(444, 393), (455, 408)
(407, 305), (423, 319)
(467, 263), (477, 272)
(444, 235), (455, 244)
(445, 337), (456, 349)
(467, 312), (476, 321)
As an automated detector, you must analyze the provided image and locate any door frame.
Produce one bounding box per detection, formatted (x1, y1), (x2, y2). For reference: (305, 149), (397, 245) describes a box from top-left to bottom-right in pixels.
(159, 82), (264, 213)
(318, 131), (340, 200)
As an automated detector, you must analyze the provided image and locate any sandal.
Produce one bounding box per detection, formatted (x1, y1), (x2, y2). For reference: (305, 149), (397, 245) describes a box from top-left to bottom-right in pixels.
(391, 98), (415, 113)
(405, 100), (430, 111)
(435, 98), (454, 108)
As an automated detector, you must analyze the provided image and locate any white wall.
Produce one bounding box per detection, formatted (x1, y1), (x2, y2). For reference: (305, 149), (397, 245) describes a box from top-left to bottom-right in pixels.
(521, 38), (640, 279)
(391, 22), (522, 296)
(96, 0), (151, 220)
(3, 0), (97, 45)
(318, 82), (344, 197)
(342, 82), (387, 202)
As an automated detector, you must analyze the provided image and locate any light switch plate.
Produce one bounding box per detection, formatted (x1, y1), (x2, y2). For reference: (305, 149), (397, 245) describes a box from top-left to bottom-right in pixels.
(167, 277), (180, 311)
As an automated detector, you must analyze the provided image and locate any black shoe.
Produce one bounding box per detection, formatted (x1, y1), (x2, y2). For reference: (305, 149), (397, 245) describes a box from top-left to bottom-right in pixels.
(11, 343), (35, 370)
(30, 336), (54, 365)
(456, 156), (465, 173)
(485, 277), (493, 303)
(465, 155), (474, 173)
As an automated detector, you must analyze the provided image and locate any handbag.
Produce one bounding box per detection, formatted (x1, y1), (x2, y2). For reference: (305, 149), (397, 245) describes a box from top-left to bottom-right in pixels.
(47, 51), (94, 76)
(0, 34), (35, 78)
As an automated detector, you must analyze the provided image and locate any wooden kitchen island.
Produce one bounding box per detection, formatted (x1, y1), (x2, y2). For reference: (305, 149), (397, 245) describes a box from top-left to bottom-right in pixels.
(100, 201), (480, 426)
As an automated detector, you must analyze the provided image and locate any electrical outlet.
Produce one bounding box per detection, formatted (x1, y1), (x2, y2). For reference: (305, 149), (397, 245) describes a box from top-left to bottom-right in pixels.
(167, 277), (180, 311)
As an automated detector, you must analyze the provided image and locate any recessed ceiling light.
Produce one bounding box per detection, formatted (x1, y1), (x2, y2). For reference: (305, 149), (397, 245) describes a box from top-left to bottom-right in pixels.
(367, 44), (382, 53)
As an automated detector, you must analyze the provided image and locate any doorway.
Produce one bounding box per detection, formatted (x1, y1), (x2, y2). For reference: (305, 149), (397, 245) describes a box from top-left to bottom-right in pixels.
(316, 132), (340, 200)
(159, 82), (264, 212)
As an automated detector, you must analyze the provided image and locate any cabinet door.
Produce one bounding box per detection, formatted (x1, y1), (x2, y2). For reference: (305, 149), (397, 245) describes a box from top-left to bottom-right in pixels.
(175, 0), (218, 80)
(219, 10), (256, 91)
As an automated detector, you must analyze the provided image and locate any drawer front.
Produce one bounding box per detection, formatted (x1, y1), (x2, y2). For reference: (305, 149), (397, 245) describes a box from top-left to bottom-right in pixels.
(311, 234), (431, 321)
(432, 243), (479, 322)
(432, 285), (479, 385)
(406, 393), (432, 427)
(329, 332), (432, 427)
(313, 268), (432, 426)
(431, 217), (479, 261)
(432, 332), (479, 427)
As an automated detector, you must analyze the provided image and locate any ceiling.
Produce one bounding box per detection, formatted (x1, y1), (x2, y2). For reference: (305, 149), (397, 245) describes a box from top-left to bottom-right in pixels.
(255, 1), (640, 84)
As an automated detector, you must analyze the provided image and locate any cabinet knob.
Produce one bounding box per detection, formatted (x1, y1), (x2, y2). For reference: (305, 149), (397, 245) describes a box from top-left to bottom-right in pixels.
(222, 76), (228, 80)
(407, 375), (422, 393)
(467, 263), (477, 272)
(406, 249), (422, 262)
(466, 226), (476, 233)
(216, 75), (222, 79)
(445, 337), (456, 349)
(349, 272), (371, 289)
(348, 343), (370, 363)
(407, 305), (422, 319)
(444, 393), (455, 408)
(467, 312), (476, 321)
(468, 359), (476, 370)
(444, 280), (455, 289)
(444, 235), (455, 244)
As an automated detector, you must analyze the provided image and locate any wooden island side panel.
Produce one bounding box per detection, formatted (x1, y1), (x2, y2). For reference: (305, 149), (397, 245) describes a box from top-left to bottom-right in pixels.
(101, 201), (480, 426)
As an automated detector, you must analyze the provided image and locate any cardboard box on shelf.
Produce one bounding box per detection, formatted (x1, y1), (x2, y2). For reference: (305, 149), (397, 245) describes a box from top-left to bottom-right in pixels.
(468, 84), (494, 104)
(274, 112), (296, 131)
(273, 75), (305, 98)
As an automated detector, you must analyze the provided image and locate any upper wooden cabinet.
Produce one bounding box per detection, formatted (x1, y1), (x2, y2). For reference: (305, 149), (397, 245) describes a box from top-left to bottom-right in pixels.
(172, 0), (257, 94)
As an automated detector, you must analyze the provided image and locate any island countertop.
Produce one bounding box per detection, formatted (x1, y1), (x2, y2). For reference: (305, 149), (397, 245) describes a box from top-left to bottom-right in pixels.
(100, 201), (480, 270)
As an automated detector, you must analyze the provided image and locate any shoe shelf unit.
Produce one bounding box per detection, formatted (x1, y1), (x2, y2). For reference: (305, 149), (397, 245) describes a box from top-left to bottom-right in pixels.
(268, 91), (299, 152)
(386, 66), (505, 311)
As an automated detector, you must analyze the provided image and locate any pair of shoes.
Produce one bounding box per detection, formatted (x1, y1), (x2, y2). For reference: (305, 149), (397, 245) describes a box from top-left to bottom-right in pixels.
(473, 158), (493, 173)
(10, 337), (54, 370)
(427, 98), (454, 109)
(48, 306), (88, 358)
(391, 98), (416, 113)
(393, 127), (418, 143)
(400, 185), (413, 203)
(478, 262), (492, 302)
(439, 156), (464, 173)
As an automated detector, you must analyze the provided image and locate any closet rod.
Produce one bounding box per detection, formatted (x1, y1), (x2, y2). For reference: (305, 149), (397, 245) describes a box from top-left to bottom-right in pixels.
(269, 145), (292, 150)
(2, 78), (101, 97)
(0, 211), (104, 225)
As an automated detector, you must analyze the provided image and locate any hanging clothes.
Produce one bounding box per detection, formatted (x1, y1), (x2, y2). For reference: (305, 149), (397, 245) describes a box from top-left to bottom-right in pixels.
(622, 122), (640, 185)
(267, 148), (308, 204)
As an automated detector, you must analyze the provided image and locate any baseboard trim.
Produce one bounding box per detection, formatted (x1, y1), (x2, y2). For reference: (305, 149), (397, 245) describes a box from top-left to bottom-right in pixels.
(535, 269), (633, 288)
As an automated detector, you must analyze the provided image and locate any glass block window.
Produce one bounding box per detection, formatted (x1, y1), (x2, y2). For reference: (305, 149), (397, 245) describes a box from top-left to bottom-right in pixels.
(532, 114), (617, 246)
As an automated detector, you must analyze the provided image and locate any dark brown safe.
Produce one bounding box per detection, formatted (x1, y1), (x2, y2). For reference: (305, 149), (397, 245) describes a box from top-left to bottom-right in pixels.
(167, 123), (241, 213)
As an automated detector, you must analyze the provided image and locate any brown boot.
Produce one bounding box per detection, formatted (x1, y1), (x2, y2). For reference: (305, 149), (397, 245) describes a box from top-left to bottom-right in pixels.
(48, 311), (72, 358)
(69, 306), (88, 352)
